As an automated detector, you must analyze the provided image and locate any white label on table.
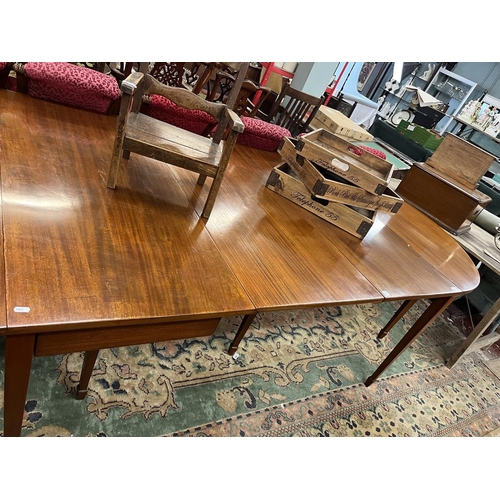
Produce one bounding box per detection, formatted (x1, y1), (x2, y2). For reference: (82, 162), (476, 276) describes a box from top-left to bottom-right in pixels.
(14, 306), (30, 313)
(331, 158), (349, 172)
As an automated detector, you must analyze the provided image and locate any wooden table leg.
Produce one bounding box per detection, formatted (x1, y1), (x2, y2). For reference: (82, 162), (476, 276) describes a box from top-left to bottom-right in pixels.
(378, 299), (417, 339)
(228, 313), (257, 355)
(76, 350), (100, 400)
(3, 334), (36, 437)
(446, 295), (500, 368)
(365, 296), (455, 387)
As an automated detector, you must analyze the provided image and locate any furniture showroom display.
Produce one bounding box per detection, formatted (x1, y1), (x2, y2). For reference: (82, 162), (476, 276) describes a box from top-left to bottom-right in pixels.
(0, 90), (479, 436)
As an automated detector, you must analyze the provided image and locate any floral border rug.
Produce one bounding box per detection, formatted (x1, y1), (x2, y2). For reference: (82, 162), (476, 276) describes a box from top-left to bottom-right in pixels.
(1, 300), (500, 437)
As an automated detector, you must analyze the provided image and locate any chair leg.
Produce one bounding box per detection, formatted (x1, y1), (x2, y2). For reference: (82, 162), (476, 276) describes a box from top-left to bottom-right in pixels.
(197, 174), (207, 186)
(107, 148), (123, 189)
(123, 150), (130, 160)
(201, 157), (231, 218)
(201, 177), (224, 219)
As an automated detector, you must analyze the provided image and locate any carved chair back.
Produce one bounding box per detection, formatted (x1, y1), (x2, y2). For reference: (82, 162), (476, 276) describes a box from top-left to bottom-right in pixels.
(267, 81), (325, 136)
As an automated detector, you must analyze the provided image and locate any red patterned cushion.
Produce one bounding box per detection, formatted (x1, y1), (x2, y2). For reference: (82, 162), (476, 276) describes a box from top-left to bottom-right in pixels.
(358, 144), (387, 160)
(237, 116), (292, 151)
(24, 62), (120, 113)
(144, 94), (217, 135)
(0, 62), (7, 71)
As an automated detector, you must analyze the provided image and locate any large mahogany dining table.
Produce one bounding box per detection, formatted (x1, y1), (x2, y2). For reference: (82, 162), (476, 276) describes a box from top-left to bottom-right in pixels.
(0, 90), (480, 436)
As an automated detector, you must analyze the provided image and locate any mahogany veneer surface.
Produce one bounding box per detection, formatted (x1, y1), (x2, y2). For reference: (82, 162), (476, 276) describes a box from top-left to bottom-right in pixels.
(172, 145), (480, 306)
(0, 90), (255, 335)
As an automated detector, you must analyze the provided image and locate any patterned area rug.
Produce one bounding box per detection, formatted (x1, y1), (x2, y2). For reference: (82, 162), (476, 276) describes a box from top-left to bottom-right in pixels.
(1, 300), (500, 437)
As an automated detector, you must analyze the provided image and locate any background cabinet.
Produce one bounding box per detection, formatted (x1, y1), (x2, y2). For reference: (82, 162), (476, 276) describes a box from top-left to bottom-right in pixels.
(374, 64), (478, 135)
(375, 62), (440, 126)
(425, 67), (477, 134)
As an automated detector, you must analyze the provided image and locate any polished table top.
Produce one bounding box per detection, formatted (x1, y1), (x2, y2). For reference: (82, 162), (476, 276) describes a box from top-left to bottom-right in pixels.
(0, 89), (480, 332)
(172, 146), (480, 311)
(0, 90), (255, 335)
(0, 89), (483, 438)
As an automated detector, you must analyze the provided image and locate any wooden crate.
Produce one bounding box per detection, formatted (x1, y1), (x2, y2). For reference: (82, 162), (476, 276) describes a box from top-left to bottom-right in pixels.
(277, 137), (403, 214)
(266, 162), (376, 239)
(311, 106), (374, 142)
(396, 162), (492, 234)
(426, 133), (496, 190)
(296, 128), (394, 195)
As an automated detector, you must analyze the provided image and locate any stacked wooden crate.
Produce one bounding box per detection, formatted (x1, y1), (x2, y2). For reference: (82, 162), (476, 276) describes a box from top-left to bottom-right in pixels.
(310, 105), (374, 141)
(396, 133), (496, 234)
(265, 128), (404, 240)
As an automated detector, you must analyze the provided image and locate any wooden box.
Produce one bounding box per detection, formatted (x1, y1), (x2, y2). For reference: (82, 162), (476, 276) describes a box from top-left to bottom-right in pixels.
(396, 162), (492, 234)
(296, 128), (394, 195)
(266, 162), (376, 239)
(310, 106), (374, 142)
(426, 133), (497, 190)
(277, 137), (403, 214)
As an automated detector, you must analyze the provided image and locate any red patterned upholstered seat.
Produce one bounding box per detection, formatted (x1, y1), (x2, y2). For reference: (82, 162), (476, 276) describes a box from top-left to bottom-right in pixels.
(24, 62), (121, 113)
(358, 144), (387, 160)
(144, 94), (217, 136)
(0, 62), (7, 70)
(236, 116), (291, 151)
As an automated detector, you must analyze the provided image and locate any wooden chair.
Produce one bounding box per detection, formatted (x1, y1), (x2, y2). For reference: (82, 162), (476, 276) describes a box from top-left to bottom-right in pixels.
(207, 70), (271, 118)
(108, 62), (150, 83)
(107, 72), (244, 219)
(234, 78), (324, 152)
(267, 80), (325, 136)
(148, 62), (207, 91)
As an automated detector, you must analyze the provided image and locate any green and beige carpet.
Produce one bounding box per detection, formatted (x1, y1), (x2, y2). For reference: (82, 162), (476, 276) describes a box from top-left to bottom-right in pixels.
(1, 300), (500, 437)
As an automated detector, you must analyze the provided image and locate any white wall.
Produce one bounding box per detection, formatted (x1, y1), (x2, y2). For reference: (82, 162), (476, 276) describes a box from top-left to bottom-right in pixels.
(291, 62), (340, 97)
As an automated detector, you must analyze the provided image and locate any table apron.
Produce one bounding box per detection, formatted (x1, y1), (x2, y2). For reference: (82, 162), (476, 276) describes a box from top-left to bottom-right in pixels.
(33, 317), (221, 356)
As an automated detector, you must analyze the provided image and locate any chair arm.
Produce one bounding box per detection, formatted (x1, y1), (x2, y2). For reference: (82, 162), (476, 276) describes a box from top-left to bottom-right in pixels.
(225, 108), (245, 134)
(121, 72), (145, 95)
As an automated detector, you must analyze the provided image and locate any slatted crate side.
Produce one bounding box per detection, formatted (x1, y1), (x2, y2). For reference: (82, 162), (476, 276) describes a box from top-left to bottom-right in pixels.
(312, 161), (403, 213)
(296, 131), (393, 194)
(299, 128), (394, 177)
(277, 137), (403, 214)
(295, 137), (390, 196)
(311, 106), (374, 142)
(277, 137), (322, 195)
(265, 162), (376, 240)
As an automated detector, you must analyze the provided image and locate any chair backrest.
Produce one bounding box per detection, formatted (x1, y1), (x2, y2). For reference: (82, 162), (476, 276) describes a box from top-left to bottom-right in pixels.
(268, 81), (325, 136)
(233, 80), (271, 118)
(206, 70), (238, 103)
(207, 69), (271, 118)
(108, 62), (150, 82)
(129, 73), (229, 143)
(149, 62), (198, 88)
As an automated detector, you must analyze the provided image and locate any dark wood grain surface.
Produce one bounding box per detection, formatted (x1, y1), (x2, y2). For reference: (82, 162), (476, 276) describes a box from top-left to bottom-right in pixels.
(0, 186), (6, 334)
(0, 90), (255, 335)
(172, 144), (480, 307)
(0, 89), (483, 436)
(180, 145), (385, 310)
